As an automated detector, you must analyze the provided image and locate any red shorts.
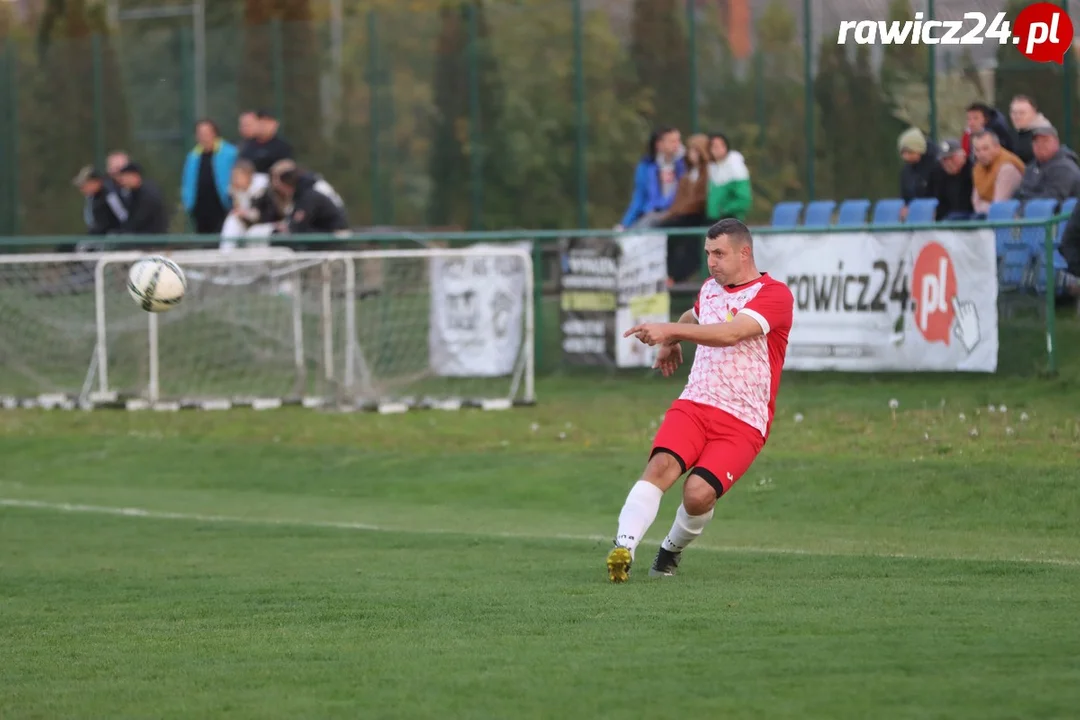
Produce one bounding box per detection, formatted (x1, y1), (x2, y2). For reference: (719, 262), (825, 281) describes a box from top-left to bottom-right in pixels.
(650, 399), (765, 497)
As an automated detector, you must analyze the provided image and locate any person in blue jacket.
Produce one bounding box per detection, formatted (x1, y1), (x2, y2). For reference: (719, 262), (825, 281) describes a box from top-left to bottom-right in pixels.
(616, 127), (686, 230)
(181, 119), (238, 234)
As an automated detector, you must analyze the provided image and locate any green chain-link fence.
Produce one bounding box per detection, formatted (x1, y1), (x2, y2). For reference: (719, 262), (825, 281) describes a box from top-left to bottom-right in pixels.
(1, 0), (1080, 237)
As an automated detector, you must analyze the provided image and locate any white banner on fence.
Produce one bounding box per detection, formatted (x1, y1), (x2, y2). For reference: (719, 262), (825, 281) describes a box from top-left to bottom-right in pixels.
(753, 229), (999, 372)
(614, 232), (671, 368)
(428, 242), (529, 377)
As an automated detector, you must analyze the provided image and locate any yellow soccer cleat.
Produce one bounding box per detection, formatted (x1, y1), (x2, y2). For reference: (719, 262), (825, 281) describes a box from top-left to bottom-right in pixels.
(606, 545), (633, 583)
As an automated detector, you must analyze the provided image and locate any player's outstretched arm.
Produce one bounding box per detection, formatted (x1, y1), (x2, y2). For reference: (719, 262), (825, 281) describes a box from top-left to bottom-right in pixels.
(624, 313), (763, 348)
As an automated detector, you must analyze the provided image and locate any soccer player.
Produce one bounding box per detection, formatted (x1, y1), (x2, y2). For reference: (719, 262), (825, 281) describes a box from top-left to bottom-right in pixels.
(607, 218), (794, 582)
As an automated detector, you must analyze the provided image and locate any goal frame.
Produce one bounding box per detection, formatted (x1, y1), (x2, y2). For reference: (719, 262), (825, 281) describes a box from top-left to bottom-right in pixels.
(0, 246), (536, 411)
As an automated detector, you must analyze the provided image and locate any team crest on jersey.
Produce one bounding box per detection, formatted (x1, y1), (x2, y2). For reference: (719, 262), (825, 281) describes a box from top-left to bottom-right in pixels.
(724, 307), (738, 322)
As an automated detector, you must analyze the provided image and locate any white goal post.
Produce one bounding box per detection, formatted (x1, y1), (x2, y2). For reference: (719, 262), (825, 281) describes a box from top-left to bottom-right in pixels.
(0, 245), (536, 411)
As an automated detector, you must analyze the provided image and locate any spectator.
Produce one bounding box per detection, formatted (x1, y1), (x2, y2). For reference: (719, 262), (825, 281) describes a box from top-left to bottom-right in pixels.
(1058, 200), (1080, 295)
(704, 132), (751, 222)
(898, 127), (936, 218)
(928, 138), (975, 220)
(654, 133), (710, 284)
(616, 127), (686, 230)
(238, 110), (260, 145)
(239, 109), (294, 175)
(271, 162), (349, 243)
(104, 150), (132, 224)
(115, 162), (168, 235)
(181, 119), (238, 235)
(72, 165), (124, 235)
(971, 130), (1024, 217)
(962, 101), (1015, 159)
(1013, 126), (1080, 206)
(221, 159), (279, 250)
(1009, 94), (1051, 165)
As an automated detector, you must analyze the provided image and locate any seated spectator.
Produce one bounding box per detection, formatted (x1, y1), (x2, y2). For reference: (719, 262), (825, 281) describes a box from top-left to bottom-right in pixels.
(704, 132), (751, 222)
(239, 109), (294, 175)
(271, 163), (349, 247)
(653, 133), (710, 283)
(971, 130), (1024, 217)
(962, 101), (1015, 159)
(1009, 94), (1051, 165)
(928, 138), (975, 220)
(1058, 199), (1080, 295)
(104, 150), (132, 223)
(221, 159), (280, 250)
(616, 127), (686, 230)
(1013, 125), (1080, 206)
(114, 162), (168, 235)
(72, 165), (124, 235)
(181, 119), (238, 235)
(898, 127), (936, 219)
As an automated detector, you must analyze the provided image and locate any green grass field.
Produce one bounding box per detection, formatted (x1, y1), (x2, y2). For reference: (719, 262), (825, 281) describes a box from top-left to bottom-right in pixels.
(3, 359), (1080, 719)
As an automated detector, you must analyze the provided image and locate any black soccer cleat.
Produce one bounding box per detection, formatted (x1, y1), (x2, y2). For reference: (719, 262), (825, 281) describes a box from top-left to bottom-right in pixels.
(649, 547), (682, 577)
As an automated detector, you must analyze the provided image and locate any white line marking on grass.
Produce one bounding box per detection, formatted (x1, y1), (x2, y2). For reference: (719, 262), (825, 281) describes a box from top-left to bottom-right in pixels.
(3, 497), (1079, 568)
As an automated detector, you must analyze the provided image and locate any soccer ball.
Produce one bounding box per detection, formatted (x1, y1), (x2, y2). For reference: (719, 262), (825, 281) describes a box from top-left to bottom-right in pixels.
(127, 256), (187, 313)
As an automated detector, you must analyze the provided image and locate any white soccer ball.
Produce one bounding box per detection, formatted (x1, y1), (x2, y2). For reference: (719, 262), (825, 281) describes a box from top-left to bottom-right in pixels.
(127, 256), (187, 313)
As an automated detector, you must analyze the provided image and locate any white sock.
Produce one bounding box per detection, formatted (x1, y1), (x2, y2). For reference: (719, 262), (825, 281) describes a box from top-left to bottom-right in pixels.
(615, 480), (664, 558)
(661, 504), (714, 553)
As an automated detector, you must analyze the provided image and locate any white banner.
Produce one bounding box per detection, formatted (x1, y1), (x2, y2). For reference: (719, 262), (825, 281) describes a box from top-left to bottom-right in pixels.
(753, 229), (999, 372)
(428, 242), (529, 377)
(614, 233), (670, 368)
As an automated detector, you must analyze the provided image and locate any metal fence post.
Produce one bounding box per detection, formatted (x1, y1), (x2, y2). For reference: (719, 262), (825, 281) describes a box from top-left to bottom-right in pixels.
(926, 0), (937, 145)
(466, 2), (483, 231)
(801, 0), (814, 201)
(572, 0), (587, 228)
(1044, 220), (1058, 375)
(366, 10), (382, 225)
(92, 34), (105, 173)
(272, 19), (285, 130)
(686, 0), (698, 134)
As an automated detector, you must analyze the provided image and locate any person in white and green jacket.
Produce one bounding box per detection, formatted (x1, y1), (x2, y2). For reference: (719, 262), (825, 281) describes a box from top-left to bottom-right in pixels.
(705, 133), (752, 222)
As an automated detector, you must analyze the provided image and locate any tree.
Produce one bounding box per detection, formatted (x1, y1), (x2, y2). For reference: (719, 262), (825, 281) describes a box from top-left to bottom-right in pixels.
(240, 0), (324, 167)
(17, 0), (132, 235)
(629, 0), (691, 131)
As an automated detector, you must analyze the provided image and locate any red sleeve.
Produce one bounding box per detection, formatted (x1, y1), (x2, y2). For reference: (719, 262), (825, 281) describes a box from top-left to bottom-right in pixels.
(741, 280), (793, 335)
(692, 280), (709, 320)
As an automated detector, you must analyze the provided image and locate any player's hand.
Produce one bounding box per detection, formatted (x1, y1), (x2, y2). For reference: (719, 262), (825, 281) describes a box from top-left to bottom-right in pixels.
(654, 343), (682, 376)
(624, 322), (676, 347)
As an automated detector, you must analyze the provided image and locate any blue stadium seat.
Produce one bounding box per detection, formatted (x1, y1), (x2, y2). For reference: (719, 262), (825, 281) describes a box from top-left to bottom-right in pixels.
(835, 199), (870, 226)
(1060, 197), (1078, 218)
(871, 198), (904, 225)
(905, 198), (938, 224)
(987, 199), (1020, 258)
(770, 201), (803, 227)
(1025, 198), (1069, 293)
(802, 200), (836, 227)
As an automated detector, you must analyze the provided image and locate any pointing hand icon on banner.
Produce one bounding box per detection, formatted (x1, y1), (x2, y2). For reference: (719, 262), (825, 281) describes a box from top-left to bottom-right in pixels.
(951, 296), (981, 353)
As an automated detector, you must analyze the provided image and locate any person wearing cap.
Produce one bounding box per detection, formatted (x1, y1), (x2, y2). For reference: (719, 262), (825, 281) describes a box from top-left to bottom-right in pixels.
(971, 129), (1025, 217)
(115, 162), (169, 235)
(271, 164), (349, 248)
(1013, 125), (1080, 207)
(73, 166), (124, 236)
(927, 138), (975, 221)
(898, 127), (937, 219)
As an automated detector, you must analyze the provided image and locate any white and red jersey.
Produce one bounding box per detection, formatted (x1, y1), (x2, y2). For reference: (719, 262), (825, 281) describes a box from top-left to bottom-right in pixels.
(680, 273), (794, 439)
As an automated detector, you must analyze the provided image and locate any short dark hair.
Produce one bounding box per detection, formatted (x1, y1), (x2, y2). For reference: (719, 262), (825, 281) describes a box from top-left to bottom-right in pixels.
(971, 129), (1000, 145)
(966, 102), (993, 121)
(706, 218), (752, 247)
(277, 168), (299, 187)
(255, 109), (276, 120)
(195, 118), (220, 136)
(1011, 94), (1037, 110)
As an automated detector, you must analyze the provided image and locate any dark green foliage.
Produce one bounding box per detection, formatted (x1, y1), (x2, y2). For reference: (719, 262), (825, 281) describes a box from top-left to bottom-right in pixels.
(630, 0), (691, 130)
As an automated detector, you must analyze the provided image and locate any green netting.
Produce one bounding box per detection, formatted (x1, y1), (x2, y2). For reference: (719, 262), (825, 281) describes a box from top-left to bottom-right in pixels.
(3, 0), (1080, 237)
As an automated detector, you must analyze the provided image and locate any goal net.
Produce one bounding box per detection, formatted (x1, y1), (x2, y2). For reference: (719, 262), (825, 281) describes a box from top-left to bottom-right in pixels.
(0, 245), (535, 411)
